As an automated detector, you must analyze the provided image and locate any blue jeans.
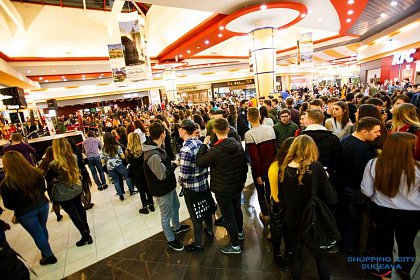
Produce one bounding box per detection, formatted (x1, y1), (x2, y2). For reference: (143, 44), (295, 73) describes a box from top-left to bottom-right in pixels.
(155, 189), (181, 242)
(108, 164), (134, 196)
(17, 203), (53, 257)
(87, 156), (106, 187)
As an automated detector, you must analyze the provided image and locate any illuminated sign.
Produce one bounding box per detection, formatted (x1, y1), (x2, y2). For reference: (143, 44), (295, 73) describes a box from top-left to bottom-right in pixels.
(392, 48), (416, 65)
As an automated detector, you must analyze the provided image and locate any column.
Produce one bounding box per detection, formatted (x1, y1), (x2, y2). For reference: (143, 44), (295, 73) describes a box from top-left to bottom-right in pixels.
(163, 69), (177, 102)
(250, 27), (276, 100)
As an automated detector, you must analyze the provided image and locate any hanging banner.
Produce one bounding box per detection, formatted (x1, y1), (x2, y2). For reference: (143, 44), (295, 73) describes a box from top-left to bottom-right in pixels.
(298, 32), (313, 65)
(109, 12), (151, 84)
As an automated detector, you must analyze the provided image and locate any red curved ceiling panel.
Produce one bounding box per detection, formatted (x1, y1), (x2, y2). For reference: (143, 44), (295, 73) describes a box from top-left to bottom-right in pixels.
(330, 0), (368, 34)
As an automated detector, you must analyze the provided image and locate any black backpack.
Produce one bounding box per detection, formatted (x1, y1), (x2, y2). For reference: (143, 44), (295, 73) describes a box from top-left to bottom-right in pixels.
(299, 163), (341, 254)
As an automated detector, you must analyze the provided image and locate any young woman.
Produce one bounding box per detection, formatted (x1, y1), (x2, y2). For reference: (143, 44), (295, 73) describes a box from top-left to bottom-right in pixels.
(102, 132), (136, 200)
(126, 132), (154, 214)
(361, 133), (420, 280)
(259, 105), (274, 126)
(46, 138), (92, 247)
(1, 151), (57, 265)
(279, 135), (337, 280)
(325, 101), (352, 140)
(39, 146), (63, 221)
(391, 103), (420, 160)
(268, 137), (294, 269)
(134, 120), (147, 144)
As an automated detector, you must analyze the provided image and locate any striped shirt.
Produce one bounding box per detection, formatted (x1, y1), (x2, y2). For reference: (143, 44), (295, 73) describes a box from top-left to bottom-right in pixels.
(178, 138), (209, 192)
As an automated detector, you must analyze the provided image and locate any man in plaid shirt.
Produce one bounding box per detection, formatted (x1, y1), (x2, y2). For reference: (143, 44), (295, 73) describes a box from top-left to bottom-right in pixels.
(178, 119), (214, 251)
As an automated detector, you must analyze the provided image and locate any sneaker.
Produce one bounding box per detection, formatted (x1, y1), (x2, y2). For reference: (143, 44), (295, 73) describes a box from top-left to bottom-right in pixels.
(39, 255), (57, 265)
(221, 244), (241, 254)
(119, 195), (124, 201)
(149, 204), (155, 212)
(56, 214), (63, 222)
(130, 190), (138, 195)
(168, 239), (184, 251)
(204, 229), (214, 240)
(98, 186), (103, 191)
(214, 217), (224, 226)
(139, 207), (149, 214)
(173, 224), (190, 235)
(238, 231), (244, 240)
(84, 203), (94, 210)
(102, 184), (108, 190)
(185, 243), (203, 252)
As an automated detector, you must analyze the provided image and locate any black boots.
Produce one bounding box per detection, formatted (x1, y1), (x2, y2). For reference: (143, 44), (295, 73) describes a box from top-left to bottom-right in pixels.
(76, 233), (93, 247)
(40, 255), (57, 265)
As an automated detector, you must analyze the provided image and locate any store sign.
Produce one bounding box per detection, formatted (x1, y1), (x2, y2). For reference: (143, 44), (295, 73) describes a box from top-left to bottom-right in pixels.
(392, 48), (416, 65)
(212, 79), (255, 88)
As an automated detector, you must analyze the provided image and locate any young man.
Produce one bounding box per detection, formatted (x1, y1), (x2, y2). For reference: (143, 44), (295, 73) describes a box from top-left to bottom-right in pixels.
(285, 97), (300, 125)
(245, 108), (277, 225)
(237, 99), (250, 140)
(338, 117), (381, 254)
(143, 121), (190, 251)
(264, 99), (278, 124)
(3, 133), (36, 166)
(302, 109), (341, 186)
(178, 120), (214, 251)
(273, 108), (298, 149)
(196, 119), (248, 254)
(82, 130), (108, 191)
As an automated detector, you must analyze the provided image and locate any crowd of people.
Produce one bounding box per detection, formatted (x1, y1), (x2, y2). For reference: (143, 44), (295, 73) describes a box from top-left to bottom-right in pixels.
(0, 81), (419, 280)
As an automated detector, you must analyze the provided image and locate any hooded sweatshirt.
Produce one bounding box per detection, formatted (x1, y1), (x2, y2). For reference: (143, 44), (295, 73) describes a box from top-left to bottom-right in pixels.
(143, 142), (177, 197)
(196, 138), (248, 197)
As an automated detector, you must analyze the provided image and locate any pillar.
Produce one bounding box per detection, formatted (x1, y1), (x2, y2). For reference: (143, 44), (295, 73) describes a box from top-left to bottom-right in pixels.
(163, 69), (177, 102)
(250, 27), (276, 99)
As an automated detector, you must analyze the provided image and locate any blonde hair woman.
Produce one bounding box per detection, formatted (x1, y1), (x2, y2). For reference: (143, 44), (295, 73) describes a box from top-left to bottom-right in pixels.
(391, 103), (420, 160)
(279, 135), (337, 280)
(126, 132), (154, 214)
(46, 138), (93, 247)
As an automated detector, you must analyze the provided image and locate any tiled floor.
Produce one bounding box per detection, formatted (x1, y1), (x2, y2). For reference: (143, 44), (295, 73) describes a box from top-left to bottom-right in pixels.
(1, 166), (419, 280)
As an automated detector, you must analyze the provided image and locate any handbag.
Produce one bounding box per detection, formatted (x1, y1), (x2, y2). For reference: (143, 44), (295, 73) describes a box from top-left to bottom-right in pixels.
(184, 188), (216, 221)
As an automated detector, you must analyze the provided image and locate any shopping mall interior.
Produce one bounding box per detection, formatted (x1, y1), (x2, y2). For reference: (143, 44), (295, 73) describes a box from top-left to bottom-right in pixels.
(0, 0), (419, 279)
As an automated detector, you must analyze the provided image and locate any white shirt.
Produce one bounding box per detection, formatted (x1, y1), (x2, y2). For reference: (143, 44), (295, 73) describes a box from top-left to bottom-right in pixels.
(361, 158), (420, 211)
(134, 128), (147, 144)
(262, 117), (274, 126)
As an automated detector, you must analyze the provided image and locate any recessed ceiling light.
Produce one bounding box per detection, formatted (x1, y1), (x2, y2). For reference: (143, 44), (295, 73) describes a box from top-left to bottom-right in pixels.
(61, 76), (65, 79)
(260, 4), (267, 10)
(381, 13), (386, 18)
(196, 46), (200, 49)
(301, 13), (306, 18)
(219, 26), (224, 31)
(82, 77), (85, 80)
(391, 1), (397, 6)
(27, 70), (31, 74)
(348, 0), (354, 4)
(82, 74), (85, 77)
(39, 77), (43, 80)
(308, 9), (313, 14)
(346, 18), (352, 23)
(52, 70), (56, 73)
(63, 79), (67, 81)
(317, 17), (322, 21)
(99, 76), (103, 79)
(179, 54), (183, 58)
(205, 40), (209, 44)
(75, 69), (79, 72)
(45, 80), (48, 83)
(187, 50), (191, 53)
(218, 33), (223, 38)
(100, 73), (104, 76)
(348, 10), (354, 15)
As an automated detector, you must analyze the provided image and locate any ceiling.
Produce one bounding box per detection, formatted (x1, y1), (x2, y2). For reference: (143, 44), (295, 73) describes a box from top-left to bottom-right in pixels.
(0, 0), (419, 102)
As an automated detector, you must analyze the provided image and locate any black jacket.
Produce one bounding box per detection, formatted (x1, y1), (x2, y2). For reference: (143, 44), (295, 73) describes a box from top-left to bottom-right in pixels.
(196, 138), (248, 197)
(237, 107), (249, 139)
(143, 142), (177, 197)
(302, 129), (341, 172)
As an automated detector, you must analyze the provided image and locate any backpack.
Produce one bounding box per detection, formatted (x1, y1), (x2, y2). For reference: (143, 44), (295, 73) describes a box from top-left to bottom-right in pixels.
(299, 163), (341, 255)
(412, 94), (420, 109)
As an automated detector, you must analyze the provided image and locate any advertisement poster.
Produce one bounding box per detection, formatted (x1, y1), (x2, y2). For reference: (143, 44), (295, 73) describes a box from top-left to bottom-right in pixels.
(298, 32), (313, 65)
(108, 12), (151, 84)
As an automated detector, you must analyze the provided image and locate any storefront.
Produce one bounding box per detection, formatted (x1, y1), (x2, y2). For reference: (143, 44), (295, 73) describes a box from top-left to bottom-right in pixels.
(211, 79), (256, 99)
(177, 84), (211, 104)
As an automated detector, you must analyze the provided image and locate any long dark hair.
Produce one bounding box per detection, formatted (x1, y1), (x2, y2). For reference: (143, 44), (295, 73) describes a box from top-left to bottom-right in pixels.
(134, 120), (147, 133)
(103, 132), (119, 157)
(39, 146), (54, 173)
(259, 106), (269, 124)
(193, 114), (205, 130)
(1, 151), (44, 201)
(274, 137), (294, 164)
(374, 132), (419, 197)
(334, 101), (350, 128)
